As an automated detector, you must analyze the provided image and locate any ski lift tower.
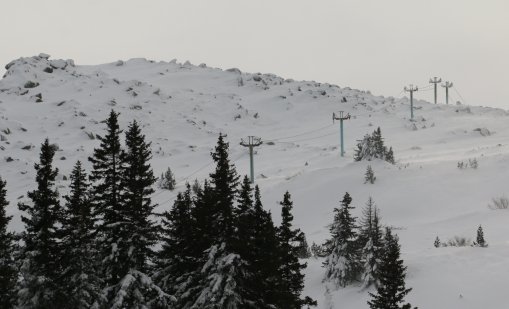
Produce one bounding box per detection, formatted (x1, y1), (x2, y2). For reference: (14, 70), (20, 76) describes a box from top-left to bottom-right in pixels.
(333, 111), (351, 157)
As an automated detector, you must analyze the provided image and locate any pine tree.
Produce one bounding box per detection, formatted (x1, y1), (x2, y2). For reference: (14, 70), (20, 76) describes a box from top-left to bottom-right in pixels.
(251, 185), (281, 308)
(385, 147), (395, 164)
(296, 232), (312, 259)
(159, 167), (176, 190)
(474, 225), (487, 247)
(277, 191), (316, 308)
(18, 139), (64, 308)
(88, 110), (126, 287)
(434, 236), (440, 248)
(59, 161), (103, 309)
(186, 135), (256, 308)
(358, 197), (383, 289)
(209, 133), (240, 246)
(373, 127), (385, 157)
(234, 176), (256, 261)
(0, 176), (16, 309)
(154, 185), (196, 301)
(368, 228), (417, 309)
(107, 119), (172, 308)
(323, 192), (361, 287)
(191, 243), (254, 309)
(364, 165), (376, 184)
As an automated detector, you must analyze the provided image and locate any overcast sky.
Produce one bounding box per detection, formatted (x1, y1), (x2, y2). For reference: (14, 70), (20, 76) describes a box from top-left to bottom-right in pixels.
(1, 0), (508, 108)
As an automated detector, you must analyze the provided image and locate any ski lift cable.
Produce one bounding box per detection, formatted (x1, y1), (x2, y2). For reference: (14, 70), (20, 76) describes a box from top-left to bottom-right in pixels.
(265, 124), (334, 142)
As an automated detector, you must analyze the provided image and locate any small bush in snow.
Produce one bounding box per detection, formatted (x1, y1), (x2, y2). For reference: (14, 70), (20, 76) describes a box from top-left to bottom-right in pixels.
(457, 158), (479, 169)
(446, 236), (471, 247)
(354, 127), (395, 164)
(488, 196), (509, 210)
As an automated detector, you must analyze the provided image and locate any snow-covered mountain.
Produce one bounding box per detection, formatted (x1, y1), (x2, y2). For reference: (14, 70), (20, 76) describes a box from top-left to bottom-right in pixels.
(2, 54), (509, 308)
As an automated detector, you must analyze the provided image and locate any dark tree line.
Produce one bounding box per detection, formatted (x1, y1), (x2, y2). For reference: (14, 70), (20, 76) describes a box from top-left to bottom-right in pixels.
(0, 110), (315, 309)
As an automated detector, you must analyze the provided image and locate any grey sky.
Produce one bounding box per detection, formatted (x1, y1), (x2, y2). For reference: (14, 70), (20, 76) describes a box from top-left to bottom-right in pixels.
(2, 0), (508, 108)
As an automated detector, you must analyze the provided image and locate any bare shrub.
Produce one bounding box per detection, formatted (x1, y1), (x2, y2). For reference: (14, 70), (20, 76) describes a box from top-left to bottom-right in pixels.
(446, 236), (471, 247)
(488, 196), (509, 210)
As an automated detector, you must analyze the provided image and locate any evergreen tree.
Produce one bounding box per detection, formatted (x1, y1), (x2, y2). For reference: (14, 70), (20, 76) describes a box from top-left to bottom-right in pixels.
(186, 135), (256, 308)
(364, 165), (376, 184)
(251, 185), (281, 308)
(434, 236), (441, 248)
(385, 147), (395, 164)
(0, 176), (16, 309)
(368, 228), (416, 309)
(154, 185), (196, 301)
(296, 232), (312, 259)
(59, 161), (103, 309)
(88, 110), (126, 287)
(107, 119), (172, 308)
(234, 176), (256, 261)
(17, 139), (63, 308)
(474, 225), (487, 247)
(191, 243), (253, 309)
(323, 192), (361, 287)
(159, 167), (176, 190)
(358, 197), (383, 289)
(209, 133), (240, 246)
(277, 191), (316, 308)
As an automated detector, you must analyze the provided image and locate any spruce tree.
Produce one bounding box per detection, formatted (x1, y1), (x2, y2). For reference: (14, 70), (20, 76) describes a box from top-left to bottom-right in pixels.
(385, 147), (395, 164)
(358, 197), (383, 288)
(106, 119), (172, 308)
(251, 185), (281, 308)
(434, 236), (441, 248)
(159, 167), (176, 190)
(323, 192), (361, 287)
(59, 161), (103, 309)
(209, 133), (240, 246)
(364, 165), (376, 184)
(475, 225), (487, 247)
(154, 185), (196, 301)
(186, 135), (256, 308)
(88, 110), (126, 287)
(0, 176), (16, 309)
(368, 228), (416, 309)
(234, 175), (256, 261)
(18, 139), (63, 308)
(277, 191), (316, 308)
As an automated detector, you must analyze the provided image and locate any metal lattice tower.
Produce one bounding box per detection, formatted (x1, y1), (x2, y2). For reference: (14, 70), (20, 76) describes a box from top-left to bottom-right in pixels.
(404, 85), (419, 120)
(332, 111), (351, 157)
(441, 81), (453, 104)
(240, 136), (263, 183)
(429, 77), (442, 104)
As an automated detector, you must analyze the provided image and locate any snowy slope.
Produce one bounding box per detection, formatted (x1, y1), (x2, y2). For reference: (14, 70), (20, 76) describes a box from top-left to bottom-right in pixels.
(2, 54), (509, 308)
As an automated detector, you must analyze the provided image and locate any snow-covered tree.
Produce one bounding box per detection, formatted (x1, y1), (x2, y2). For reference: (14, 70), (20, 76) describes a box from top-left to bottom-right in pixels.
(434, 236), (441, 248)
(154, 185), (196, 301)
(191, 243), (254, 309)
(59, 161), (103, 309)
(17, 139), (64, 308)
(277, 191), (316, 308)
(358, 197), (383, 289)
(354, 127), (395, 164)
(364, 165), (376, 184)
(105, 119), (173, 308)
(323, 192), (361, 288)
(185, 135), (257, 308)
(368, 228), (416, 309)
(474, 225), (487, 247)
(0, 176), (16, 308)
(88, 110), (126, 287)
(159, 167), (176, 190)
